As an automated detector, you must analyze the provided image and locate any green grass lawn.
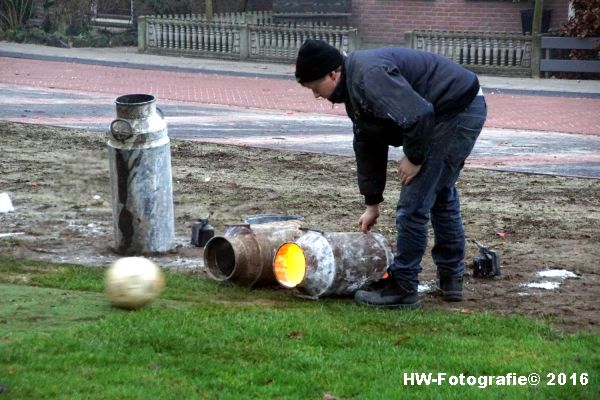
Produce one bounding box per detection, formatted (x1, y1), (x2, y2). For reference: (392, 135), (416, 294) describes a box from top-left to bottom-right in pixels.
(0, 256), (598, 399)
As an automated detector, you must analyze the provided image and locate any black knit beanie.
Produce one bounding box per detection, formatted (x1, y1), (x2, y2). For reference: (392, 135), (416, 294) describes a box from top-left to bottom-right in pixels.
(295, 39), (343, 84)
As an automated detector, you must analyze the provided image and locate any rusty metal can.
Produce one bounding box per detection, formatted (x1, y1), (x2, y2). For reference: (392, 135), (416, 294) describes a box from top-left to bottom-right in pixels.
(204, 219), (306, 287)
(274, 231), (393, 299)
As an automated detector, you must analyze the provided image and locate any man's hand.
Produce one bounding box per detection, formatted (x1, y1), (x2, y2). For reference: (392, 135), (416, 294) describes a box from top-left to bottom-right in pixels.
(398, 157), (422, 186)
(358, 204), (380, 233)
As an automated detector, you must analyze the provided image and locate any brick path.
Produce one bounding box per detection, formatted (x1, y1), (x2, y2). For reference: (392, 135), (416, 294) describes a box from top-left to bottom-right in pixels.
(1, 56), (599, 136)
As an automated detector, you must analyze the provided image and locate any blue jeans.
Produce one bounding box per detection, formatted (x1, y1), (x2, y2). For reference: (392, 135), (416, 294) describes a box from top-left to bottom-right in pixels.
(391, 96), (487, 289)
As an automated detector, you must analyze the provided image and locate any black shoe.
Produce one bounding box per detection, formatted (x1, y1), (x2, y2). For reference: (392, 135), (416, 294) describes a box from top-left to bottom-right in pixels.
(438, 275), (463, 302)
(354, 278), (420, 309)
(363, 273), (393, 291)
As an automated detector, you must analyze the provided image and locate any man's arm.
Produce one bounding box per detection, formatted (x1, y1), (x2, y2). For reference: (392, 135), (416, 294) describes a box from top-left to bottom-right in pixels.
(353, 132), (389, 206)
(353, 131), (388, 233)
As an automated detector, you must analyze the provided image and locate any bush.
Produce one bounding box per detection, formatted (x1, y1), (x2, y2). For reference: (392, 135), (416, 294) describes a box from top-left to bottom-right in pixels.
(134, 0), (264, 17)
(2, 26), (137, 48)
(557, 0), (600, 79)
(108, 30), (137, 46)
(0, 0), (33, 31)
(44, 31), (70, 47)
(2, 27), (28, 42)
(41, 0), (94, 35)
(5, 26), (46, 43)
(135, 0), (195, 16)
(69, 30), (110, 47)
(562, 0), (600, 38)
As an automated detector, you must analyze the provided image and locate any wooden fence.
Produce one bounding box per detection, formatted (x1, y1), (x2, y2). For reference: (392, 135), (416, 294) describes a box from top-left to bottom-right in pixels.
(408, 30), (534, 77)
(138, 11), (358, 63)
(540, 36), (600, 77)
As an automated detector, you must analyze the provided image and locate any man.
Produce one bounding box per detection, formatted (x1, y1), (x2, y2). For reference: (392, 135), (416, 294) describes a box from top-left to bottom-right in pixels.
(294, 40), (487, 308)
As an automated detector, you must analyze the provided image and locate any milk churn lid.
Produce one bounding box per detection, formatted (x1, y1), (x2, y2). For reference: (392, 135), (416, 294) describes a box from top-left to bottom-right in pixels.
(115, 94), (155, 105)
(244, 214), (304, 225)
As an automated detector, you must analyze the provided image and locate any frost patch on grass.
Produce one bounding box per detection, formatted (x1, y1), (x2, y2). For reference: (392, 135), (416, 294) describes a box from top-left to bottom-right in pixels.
(536, 269), (579, 279)
(521, 268), (579, 291)
(522, 281), (561, 290)
(66, 221), (104, 236)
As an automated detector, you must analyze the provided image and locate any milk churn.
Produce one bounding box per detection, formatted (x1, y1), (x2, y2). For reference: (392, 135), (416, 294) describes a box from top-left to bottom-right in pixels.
(273, 231), (393, 299)
(107, 94), (175, 255)
(204, 219), (306, 287)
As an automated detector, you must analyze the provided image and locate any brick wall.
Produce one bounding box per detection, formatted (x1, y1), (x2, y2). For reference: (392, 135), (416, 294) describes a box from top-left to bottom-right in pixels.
(350, 0), (570, 48)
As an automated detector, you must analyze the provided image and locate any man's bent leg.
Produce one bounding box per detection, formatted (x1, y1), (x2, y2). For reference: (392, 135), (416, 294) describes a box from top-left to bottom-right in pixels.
(431, 184), (465, 301)
(431, 184), (465, 279)
(429, 96), (486, 300)
(390, 156), (448, 290)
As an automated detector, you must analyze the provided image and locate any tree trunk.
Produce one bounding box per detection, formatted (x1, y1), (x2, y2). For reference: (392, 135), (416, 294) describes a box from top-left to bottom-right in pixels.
(531, 0), (544, 78)
(205, 0), (213, 21)
(532, 0), (544, 35)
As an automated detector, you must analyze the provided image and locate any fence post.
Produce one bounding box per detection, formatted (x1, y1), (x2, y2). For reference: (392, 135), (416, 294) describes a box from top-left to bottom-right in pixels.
(405, 30), (415, 49)
(347, 29), (359, 52)
(531, 34), (541, 78)
(239, 25), (249, 60)
(138, 16), (147, 51)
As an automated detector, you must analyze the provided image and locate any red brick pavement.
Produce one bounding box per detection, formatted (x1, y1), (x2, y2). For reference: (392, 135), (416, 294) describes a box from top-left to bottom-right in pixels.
(1, 56), (599, 136)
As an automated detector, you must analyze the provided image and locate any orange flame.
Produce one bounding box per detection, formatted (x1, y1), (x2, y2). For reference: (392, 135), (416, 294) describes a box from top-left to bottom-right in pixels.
(273, 243), (306, 288)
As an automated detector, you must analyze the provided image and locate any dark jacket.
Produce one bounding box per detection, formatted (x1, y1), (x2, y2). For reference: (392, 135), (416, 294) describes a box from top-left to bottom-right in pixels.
(338, 47), (480, 205)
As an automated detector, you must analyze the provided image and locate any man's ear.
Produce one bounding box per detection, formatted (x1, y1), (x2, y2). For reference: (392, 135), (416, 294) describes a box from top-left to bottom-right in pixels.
(330, 70), (340, 82)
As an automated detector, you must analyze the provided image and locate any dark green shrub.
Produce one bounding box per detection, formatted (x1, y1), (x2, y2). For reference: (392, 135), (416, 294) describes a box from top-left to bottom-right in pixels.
(44, 31), (69, 47)
(1, 25), (135, 48)
(4, 27), (27, 42)
(42, 0), (94, 35)
(4, 26), (48, 43)
(108, 30), (137, 46)
(71, 31), (108, 47)
(0, 0), (34, 31)
(135, 0), (195, 16)
(65, 23), (89, 36)
(133, 0), (262, 17)
(26, 26), (49, 43)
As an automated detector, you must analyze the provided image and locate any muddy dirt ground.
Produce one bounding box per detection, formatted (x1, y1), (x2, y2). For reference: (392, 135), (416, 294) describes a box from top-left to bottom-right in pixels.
(1, 121), (598, 332)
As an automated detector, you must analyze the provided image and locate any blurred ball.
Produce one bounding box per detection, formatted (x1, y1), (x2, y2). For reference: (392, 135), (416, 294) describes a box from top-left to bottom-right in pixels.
(105, 257), (165, 310)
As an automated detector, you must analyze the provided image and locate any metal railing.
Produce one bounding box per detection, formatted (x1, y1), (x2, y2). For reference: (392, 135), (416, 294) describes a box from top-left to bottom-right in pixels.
(408, 30), (534, 77)
(138, 11), (358, 63)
